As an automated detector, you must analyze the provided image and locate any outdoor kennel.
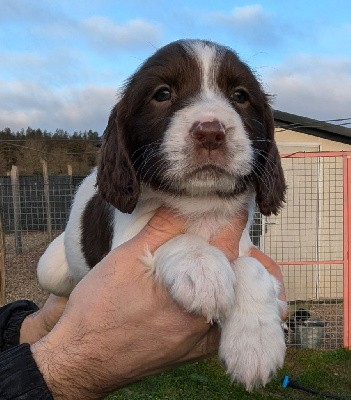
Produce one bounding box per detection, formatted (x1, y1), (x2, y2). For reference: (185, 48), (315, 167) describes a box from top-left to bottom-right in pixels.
(0, 151), (350, 350)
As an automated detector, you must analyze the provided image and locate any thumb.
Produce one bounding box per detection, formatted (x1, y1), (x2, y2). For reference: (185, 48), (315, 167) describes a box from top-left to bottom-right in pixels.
(135, 207), (186, 251)
(210, 212), (248, 262)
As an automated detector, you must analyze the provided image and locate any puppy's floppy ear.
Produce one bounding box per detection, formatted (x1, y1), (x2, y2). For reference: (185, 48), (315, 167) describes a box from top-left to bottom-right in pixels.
(96, 103), (140, 214)
(255, 102), (287, 216)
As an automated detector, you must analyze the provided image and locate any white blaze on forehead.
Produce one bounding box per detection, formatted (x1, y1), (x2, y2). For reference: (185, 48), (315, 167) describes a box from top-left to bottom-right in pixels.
(183, 41), (222, 95)
(161, 40), (254, 189)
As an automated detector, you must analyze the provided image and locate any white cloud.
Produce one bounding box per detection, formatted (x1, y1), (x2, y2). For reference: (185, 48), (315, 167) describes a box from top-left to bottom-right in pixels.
(3, 54), (350, 133)
(227, 4), (267, 22)
(82, 17), (162, 51)
(0, 0), (58, 22)
(0, 80), (117, 133)
(0, 49), (89, 86)
(264, 55), (351, 120)
(0, 52), (45, 69)
(0, 14), (163, 133)
(210, 5), (280, 47)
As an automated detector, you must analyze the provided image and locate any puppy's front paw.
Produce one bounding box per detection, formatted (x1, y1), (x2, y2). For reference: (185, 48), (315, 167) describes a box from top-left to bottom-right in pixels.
(144, 234), (235, 322)
(219, 257), (286, 391)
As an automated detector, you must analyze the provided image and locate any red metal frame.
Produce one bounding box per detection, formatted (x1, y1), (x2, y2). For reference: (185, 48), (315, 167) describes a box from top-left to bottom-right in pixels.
(343, 155), (351, 348)
(279, 260), (344, 266)
(281, 151), (351, 158)
(279, 151), (351, 349)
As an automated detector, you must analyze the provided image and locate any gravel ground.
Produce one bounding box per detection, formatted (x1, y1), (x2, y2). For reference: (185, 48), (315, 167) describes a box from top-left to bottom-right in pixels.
(3, 231), (345, 348)
(4, 231), (60, 307)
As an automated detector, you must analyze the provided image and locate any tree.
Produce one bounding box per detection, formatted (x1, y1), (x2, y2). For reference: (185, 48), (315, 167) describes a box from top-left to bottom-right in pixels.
(0, 127), (101, 176)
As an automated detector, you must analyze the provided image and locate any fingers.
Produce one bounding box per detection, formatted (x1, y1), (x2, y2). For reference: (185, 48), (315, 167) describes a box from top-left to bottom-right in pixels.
(133, 207), (248, 260)
(173, 325), (220, 366)
(40, 295), (68, 334)
(136, 207), (187, 251)
(19, 295), (68, 344)
(199, 325), (220, 357)
(210, 212), (248, 261)
(45, 294), (69, 308)
(148, 207), (186, 234)
(249, 248), (284, 285)
(249, 247), (288, 319)
(42, 295), (68, 322)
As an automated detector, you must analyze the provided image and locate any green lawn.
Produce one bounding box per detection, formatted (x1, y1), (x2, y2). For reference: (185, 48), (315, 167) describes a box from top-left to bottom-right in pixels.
(106, 348), (351, 400)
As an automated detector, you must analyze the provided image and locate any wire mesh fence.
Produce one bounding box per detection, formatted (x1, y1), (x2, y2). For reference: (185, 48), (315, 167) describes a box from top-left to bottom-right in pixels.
(0, 175), (85, 307)
(0, 175), (85, 233)
(260, 152), (349, 349)
(0, 152), (350, 349)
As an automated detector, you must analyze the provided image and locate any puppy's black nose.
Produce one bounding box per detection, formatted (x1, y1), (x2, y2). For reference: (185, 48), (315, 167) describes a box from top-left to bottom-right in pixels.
(190, 119), (225, 150)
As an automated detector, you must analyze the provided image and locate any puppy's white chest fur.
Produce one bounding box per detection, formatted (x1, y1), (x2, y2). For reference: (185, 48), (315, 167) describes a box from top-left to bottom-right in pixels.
(111, 183), (254, 251)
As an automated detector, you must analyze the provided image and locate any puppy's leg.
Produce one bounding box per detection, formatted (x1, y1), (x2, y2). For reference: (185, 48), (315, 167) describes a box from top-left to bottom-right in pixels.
(143, 234), (235, 322)
(37, 232), (75, 296)
(219, 256), (286, 391)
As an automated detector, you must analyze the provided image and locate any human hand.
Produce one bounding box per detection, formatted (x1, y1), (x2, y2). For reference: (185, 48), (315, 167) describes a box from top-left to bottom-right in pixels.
(31, 208), (248, 399)
(210, 216), (287, 319)
(30, 207), (284, 399)
(249, 247), (287, 320)
(20, 294), (68, 345)
(209, 212), (286, 319)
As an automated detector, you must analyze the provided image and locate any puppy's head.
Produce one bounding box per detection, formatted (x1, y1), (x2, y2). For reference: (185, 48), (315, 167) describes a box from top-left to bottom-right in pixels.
(97, 39), (286, 215)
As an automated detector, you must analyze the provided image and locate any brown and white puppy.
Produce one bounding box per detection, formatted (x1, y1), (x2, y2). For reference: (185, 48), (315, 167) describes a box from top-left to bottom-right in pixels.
(38, 39), (287, 390)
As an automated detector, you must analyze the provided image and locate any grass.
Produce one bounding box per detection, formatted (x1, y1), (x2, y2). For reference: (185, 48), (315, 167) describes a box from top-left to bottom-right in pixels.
(106, 348), (351, 400)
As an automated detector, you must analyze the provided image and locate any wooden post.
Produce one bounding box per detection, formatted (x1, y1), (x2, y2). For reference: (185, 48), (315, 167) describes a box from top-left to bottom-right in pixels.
(0, 212), (5, 306)
(41, 159), (52, 241)
(10, 165), (22, 254)
(67, 164), (73, 199)
(67, 164), (73, 177)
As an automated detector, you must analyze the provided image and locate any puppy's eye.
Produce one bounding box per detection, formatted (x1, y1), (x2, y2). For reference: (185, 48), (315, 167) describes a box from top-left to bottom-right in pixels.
(153, 87), (172, 102)
(231, 89), (249, 104)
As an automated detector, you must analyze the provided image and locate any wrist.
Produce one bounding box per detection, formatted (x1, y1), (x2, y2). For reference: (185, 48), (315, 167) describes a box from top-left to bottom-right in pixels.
(31, 340), (80, 399)
(31, 333), (113, 400)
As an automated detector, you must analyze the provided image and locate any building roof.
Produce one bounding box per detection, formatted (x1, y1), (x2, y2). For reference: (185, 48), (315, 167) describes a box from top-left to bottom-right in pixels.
(273, 110), (351, 144)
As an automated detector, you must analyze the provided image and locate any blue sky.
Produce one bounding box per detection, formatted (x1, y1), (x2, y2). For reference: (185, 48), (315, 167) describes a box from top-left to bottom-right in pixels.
(0, 0), (350, 134)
